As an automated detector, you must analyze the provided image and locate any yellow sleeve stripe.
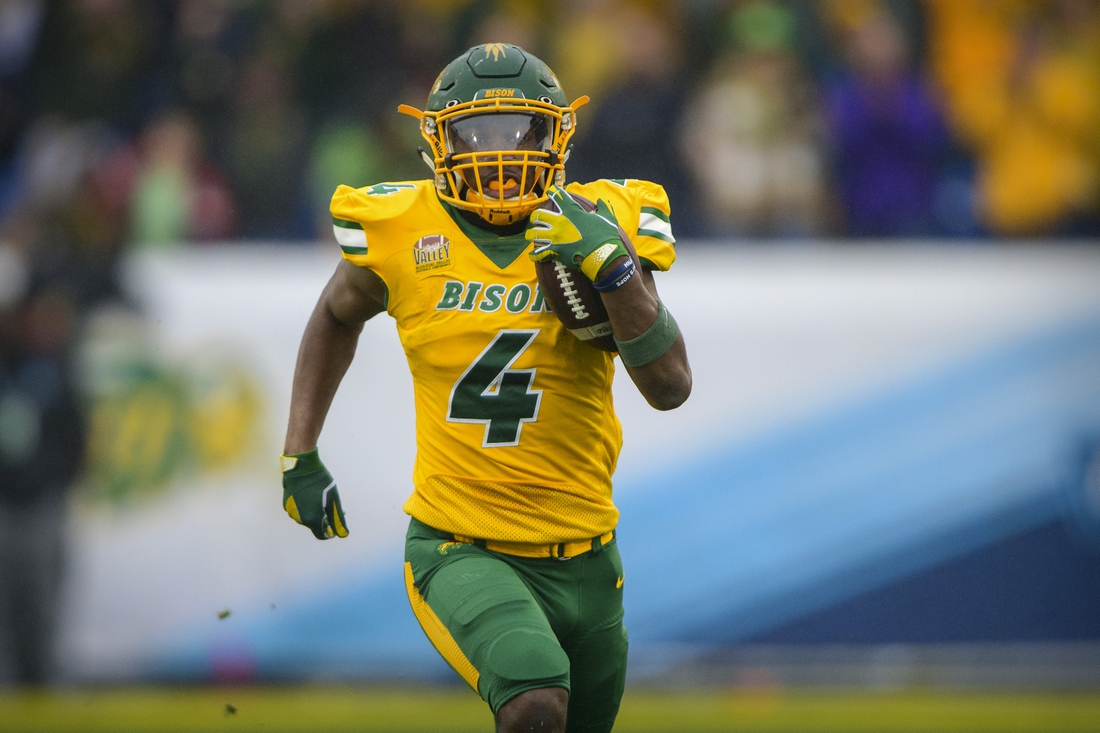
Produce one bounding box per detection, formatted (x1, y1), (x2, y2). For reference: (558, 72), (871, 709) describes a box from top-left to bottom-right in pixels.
(333, 218), (367, 256)
(638, 207), (674, 244)
(404, 562), (481, 694)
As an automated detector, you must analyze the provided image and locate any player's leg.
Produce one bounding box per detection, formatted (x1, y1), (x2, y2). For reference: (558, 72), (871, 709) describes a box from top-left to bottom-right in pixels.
(495, 686), (568, 733)
(561, 619), (627, 733)
(404, 519), (572, 722)
(559, 539), (629, 733)
(493, 534), (628, 733)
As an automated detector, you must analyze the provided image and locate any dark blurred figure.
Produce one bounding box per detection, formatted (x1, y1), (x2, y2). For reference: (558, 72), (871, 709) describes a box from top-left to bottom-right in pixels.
(0, 0), (45, 220)
(223, 51), (307, 240)
(679, 0), (826, 237)
(28, 0), (165, 135)
(10, 117), (129, 306)
(0, 249), (86, 686)
(825, 6), (951, 237)
(168, 0), (240, 133)
(555, 1), (693, 220)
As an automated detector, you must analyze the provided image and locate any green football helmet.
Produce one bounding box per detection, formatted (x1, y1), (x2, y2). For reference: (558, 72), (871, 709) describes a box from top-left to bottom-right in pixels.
(400, 43), (589, 226)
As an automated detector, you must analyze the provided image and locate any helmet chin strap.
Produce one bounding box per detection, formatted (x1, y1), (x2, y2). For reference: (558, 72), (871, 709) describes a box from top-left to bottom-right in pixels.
(417, 147), (434, 172)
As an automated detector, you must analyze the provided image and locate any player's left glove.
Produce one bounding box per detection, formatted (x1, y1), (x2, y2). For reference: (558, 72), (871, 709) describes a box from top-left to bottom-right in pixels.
(280, 448), (349, 540)
(527, 187), (629, 281)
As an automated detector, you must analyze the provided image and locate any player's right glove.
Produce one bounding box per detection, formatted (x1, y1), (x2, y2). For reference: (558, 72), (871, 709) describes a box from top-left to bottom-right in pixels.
(280, 448), (349, 540)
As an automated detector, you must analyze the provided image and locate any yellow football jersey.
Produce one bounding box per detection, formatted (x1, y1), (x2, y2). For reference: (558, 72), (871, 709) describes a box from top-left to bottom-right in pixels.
(330, 178), (676, 542)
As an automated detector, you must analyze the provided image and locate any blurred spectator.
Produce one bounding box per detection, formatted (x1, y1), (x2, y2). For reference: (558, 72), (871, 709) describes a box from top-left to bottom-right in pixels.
(548, 0), (631, 108)
(927, 0), (1100, 235)
(0, 0), (1091, 244)
(679, 0), (826, 236)
(824, 3), (952, 236)
(396, 0), (471, 91)
(467, 1), (541, 54)
(11, 118), (109, 216)
(128, 112), (236, 247)
(7, 118), (127, 306)
(223, 53), (308, 240)
(0, 247), (86, 686)
(565, 1), (692, 215)
(294, 1), (410, 122)
(28, 0), (165, 135)
(168, 0), (240, 135)
(305, 120), (389, 237)
(0, 0), (45, 218)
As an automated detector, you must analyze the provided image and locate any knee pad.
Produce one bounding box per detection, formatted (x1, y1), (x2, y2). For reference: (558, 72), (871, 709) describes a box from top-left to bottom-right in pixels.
(482, 628), (571, 714)
(486, 628), (570, 685)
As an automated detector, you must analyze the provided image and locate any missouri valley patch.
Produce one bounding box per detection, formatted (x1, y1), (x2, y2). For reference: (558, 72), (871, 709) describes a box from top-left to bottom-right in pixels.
(414, 234), (453, 273)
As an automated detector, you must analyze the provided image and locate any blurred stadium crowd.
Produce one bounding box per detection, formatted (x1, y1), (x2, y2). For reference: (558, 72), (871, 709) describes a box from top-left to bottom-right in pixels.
(0, 0), (1098, 267)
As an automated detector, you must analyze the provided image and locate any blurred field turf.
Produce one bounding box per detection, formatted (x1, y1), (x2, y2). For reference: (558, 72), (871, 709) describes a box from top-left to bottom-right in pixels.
(1, 687), (1098, 732)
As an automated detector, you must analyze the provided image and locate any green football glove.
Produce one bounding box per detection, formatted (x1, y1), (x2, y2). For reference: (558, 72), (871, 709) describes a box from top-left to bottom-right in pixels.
(526, 187), (629, 281)
(280, 448), (348, 540)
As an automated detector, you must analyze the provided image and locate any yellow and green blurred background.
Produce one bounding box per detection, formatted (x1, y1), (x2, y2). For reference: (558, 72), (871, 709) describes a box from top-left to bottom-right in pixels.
(1, 1), (1100, 731)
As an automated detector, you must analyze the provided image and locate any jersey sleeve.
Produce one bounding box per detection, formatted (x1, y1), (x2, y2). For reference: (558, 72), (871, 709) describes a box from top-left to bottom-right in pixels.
(330, 181), (426, 272)
(330, 184), (372, 268)
(629, 180), (676, 272)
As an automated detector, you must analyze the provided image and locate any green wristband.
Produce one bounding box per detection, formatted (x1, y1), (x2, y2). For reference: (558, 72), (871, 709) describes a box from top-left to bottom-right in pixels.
(615, 301), (679, 367)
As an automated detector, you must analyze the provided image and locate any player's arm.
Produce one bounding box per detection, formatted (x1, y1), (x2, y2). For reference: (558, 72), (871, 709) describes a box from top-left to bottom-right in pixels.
(527, 188), (691, 411)
(285, 259), (386, 453)
(597, 264), (691, 411)
(281, 259), (387, 539)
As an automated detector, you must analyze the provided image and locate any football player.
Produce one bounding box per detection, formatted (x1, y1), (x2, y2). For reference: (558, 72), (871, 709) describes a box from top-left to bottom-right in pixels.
(281, 43), (691, 733)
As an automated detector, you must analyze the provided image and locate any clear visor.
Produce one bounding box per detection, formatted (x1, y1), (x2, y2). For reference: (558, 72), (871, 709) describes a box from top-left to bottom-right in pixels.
(445, 112), (552, 156)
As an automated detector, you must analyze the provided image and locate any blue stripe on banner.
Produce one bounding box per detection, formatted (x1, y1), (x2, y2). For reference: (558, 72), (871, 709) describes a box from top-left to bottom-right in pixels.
(617, 313), (1100, 643)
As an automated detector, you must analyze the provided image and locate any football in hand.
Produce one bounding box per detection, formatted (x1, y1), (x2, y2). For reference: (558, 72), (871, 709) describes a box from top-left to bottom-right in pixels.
(532, 192), (640, 352)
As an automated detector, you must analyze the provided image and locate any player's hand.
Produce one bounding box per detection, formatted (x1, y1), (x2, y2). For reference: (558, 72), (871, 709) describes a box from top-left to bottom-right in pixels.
(527, 187), (629, 281)
(280, 448), (348, 540)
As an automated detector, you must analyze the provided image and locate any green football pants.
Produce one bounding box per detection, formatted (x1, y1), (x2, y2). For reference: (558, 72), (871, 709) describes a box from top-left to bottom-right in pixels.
(404, 517), (629, 733)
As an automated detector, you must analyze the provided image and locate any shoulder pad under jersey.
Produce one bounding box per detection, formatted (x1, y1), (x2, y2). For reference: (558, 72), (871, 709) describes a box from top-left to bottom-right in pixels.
(330, 180), (434, 265)
(566, 179), (676, 272)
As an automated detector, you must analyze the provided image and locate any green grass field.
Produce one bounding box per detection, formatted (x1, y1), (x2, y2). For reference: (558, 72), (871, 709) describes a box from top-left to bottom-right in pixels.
(1, 686), (1099, 733)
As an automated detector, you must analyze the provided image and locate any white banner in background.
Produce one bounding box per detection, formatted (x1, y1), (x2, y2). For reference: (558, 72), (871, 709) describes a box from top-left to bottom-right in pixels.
(57, 242), (1100, 680)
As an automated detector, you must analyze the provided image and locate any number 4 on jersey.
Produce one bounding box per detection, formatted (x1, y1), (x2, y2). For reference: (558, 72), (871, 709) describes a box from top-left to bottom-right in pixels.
(448, 330), (542, 447)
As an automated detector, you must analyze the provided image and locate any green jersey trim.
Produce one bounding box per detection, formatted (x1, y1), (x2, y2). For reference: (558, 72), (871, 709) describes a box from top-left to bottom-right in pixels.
(440, 201), (531, 270)
(637, 207), (675, 244)
(639, 206), (670, 223)
(333, 217), (368, 255)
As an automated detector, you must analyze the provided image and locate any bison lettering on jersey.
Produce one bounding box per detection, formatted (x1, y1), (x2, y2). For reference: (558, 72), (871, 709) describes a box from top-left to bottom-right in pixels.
(436, 280), (553, 314)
